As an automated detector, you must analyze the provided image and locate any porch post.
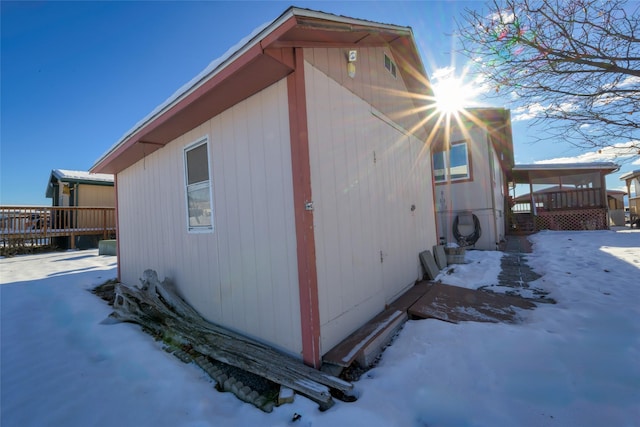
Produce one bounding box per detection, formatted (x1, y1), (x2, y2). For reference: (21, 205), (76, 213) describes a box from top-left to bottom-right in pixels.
(528, 174), (536, 231)
(601, 172), (609, 229)
(600, 172), (607, 207)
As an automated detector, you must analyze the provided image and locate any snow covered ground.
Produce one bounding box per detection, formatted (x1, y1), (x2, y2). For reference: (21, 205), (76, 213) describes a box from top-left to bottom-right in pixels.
(1, 229), (638, 427)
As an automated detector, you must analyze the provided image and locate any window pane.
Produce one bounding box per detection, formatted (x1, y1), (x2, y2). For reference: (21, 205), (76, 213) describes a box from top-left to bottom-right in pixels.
(563, 172), (600, 188)
(187, 183), (212, 228)
(384, 54), (397, 78)
(450, 143), (469, 180)
(186, 144), (209, 185)
(433, 151), (446, 182)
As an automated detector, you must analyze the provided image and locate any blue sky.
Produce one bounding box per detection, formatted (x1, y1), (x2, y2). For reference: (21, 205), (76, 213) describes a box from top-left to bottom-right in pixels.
(1, 1), (636, 205)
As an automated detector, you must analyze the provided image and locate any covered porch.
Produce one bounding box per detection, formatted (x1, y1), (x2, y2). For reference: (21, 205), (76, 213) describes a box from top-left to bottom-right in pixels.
(620, 169), (640, 227)
(508, 163), (619, 233)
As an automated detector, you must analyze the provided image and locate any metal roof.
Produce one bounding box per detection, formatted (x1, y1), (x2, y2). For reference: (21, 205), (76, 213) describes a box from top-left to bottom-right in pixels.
(52, 169), (114, 183)
(46, 169), (114, 198)
(619, 169), (640, 181)
(510, 162), (620, 183)
(513, 162), (619, 172)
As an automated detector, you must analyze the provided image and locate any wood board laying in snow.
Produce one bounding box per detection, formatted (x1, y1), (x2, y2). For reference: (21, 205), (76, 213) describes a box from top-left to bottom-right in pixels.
(111, 269), (352, 410)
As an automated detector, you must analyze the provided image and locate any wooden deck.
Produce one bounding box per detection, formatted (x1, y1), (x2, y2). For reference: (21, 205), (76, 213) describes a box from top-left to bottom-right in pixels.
(408, 282), (536, 324)
(0, 206), (116, 250)
(322, 280), (536, 372)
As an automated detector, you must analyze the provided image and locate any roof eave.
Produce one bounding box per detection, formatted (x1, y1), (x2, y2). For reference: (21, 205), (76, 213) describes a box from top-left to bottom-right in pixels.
(511, 162), (621, 183)
(513, 162), (620, 172)
(619, 169), (640, 181)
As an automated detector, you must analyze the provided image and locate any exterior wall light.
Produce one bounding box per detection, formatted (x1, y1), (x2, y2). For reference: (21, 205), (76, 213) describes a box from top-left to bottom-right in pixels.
(347, 49), (357, 78)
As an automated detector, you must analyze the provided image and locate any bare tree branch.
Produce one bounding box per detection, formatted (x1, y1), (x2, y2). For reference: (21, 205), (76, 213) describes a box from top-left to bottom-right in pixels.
(457, 0), (640, 153)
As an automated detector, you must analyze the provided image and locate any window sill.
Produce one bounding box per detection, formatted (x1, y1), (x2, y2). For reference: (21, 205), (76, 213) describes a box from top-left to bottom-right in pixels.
(434, 177), (473, 185)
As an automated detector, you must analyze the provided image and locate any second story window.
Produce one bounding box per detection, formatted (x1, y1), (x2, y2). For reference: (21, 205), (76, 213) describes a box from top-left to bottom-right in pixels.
(384, 53), (397, 78)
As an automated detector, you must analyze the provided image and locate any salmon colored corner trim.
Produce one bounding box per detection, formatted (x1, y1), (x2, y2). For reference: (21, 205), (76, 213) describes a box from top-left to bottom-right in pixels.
(114, 174), (121, 282)
(287, 48), (321, 369)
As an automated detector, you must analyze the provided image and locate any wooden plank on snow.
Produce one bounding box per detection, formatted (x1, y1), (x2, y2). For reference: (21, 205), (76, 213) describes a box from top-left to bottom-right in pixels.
(110, 270), (353, 410)
(386, 281), (432, 312)
(322, 308), (407, 368)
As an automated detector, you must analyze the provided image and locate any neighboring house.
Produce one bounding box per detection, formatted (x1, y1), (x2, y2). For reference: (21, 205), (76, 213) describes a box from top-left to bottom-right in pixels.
(620, 169), (640, 227)
(512, 187), (627, 228)
(432, 108), (514, 250)
(607, 190), (626, 227)
(91, 8), (438, 368)
(509, 163), (619, 231)
(45, 169), (115, 248)
(46, 169), (115, 208)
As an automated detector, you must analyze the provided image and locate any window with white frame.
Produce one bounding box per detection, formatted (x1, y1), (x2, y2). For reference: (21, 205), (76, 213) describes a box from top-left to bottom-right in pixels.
(184, 139), (213, 232)
(433, 141), (470, 183)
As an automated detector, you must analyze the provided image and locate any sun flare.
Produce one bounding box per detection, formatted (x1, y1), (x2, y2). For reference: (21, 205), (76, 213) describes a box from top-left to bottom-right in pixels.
(433, 76), (475, 114)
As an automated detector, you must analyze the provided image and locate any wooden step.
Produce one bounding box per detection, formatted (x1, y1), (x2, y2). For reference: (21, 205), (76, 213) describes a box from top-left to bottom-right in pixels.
(322, 282), (432, 369)
(322, 309), (407, 368)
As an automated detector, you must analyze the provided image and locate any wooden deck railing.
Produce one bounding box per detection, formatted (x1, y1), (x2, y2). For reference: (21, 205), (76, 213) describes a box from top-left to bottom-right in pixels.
(513, 188), (604, 213)
(536, 188), (603, 211)
(509, 188), (609, 233)
(0, 206), (116, 250)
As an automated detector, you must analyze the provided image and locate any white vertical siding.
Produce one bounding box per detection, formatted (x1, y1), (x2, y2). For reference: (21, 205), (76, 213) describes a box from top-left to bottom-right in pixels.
(117, 79), (302, 356)
(305, 61), (437, 353)
(304, 46), (429, 142)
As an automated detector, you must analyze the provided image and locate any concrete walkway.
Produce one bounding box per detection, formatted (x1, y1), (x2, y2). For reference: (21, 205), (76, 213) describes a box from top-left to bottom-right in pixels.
(323, 236), (555, 376)
(485, 235), (554, 303)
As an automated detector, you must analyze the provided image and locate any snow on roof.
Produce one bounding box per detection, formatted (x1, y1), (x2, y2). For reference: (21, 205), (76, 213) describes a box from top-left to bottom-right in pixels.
(94, 7), (413, 170)
(52, 169), (114, 183)
(619, 169), (640, 180)
(607, 189), (627, 195)
(513, 162), (619, 171)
